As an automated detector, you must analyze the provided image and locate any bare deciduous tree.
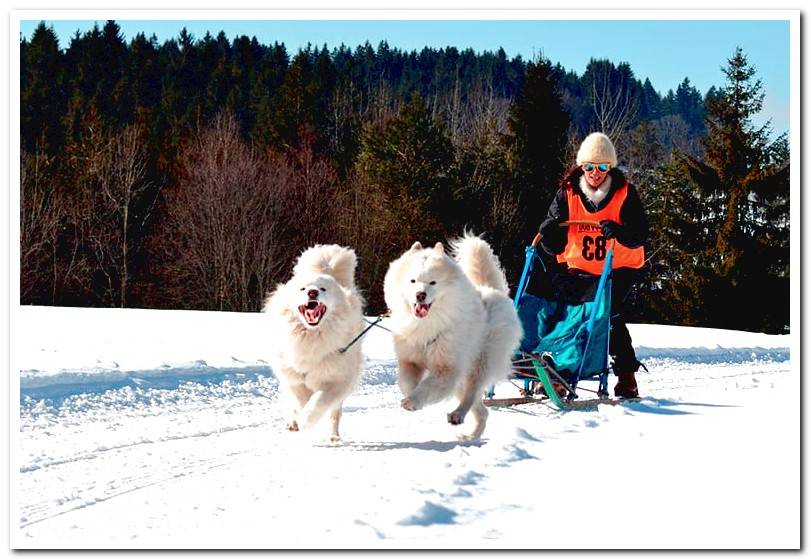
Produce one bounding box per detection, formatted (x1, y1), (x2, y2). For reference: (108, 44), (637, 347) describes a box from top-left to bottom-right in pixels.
(161, 113), (343, 311)
(589, 64), (640, 155)
(654, 114), (703, 159)
(465, 78), (511, 145)
(361, 78), (400, 131)
(167, 113), (285, 310)
(20, 150), (75, 303)
(98, 126), (156, 307)
(334, 170), (395, 311)
(289, 130), (342, 247)
(69, 124), (157, 307)
(429, 75), (511, 150)
(562, 126), (581, 169)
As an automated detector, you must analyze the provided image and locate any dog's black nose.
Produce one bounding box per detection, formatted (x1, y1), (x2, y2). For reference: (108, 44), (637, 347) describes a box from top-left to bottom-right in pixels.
(416, 291), (426, 303)
(307, 289), (319, 299)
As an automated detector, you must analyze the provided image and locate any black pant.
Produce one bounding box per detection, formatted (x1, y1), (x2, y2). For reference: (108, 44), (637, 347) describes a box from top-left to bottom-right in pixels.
(607, 268), (641, 373)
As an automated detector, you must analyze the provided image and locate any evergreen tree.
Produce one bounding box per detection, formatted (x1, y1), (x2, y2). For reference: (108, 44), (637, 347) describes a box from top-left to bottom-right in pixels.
(503, 56), (570, 267)
(128, 33), (162, 128)
(226, 35), (263, 135)
(639, 78), (661, 121)
(174, 27), (203, 130)
(580, 58), (643, 143)
(153, 37), (184, 170)
(250, 41), (289, 150)
(680, 47), (789, 332)
(357, 91), (456, 244)
(360, 92), (455, 202)
(558, 67), (589, 133)
(311, 44), (338, 152)
(674, 77), (706, 133)
(270, 48), (317, 150)
(19, 23), (772, 320)
(199, 31), (231, 123)
(62, 21), (129, 136)
(350, 92), (457, 310)
(21, 22), (66, 156)
(641, 158), (711, 326)
(626, 119), (663, 184)
(102, 20), (130, 127)
(659, 88), (677, 116)
(454, 115), (514, 262)
(326, 57), (363, 176)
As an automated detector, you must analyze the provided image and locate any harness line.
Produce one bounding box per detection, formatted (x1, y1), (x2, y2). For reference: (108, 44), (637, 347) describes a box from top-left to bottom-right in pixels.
(337, 315), (387, 354)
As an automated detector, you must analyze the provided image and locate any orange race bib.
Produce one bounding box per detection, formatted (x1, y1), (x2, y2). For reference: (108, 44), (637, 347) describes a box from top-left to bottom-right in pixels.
(556, 183), (644, 274)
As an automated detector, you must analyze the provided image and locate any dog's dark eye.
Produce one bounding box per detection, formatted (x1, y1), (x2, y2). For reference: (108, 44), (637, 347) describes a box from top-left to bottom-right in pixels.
(410, 279), (415, 283)
(320, 287), (326, 292)
(429, 281), (436, 285)
(300, 287), (305, 291)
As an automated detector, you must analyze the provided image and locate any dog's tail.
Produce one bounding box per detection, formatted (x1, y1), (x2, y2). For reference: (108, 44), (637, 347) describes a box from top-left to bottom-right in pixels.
(449, 232), (510, 295)
(293, 244), (357, 288)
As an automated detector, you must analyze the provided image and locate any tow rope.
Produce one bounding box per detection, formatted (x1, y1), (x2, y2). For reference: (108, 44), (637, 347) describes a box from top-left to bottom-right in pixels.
(337, 315), (389, 354)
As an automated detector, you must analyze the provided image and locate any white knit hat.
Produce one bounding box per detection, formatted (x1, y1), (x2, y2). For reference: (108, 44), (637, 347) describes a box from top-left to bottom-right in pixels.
(576, 132), (617, 167)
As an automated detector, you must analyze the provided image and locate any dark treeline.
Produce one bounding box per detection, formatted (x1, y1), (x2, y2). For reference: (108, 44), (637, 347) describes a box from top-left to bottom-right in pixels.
(20, 21), (789, 333)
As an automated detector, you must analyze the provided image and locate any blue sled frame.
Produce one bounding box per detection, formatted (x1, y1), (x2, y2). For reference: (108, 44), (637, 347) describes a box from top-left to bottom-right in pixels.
(484, 233), (620, 409)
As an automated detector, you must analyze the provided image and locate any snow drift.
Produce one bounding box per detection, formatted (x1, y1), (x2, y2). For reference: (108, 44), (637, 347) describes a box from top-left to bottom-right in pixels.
(12, 306), (798, 549)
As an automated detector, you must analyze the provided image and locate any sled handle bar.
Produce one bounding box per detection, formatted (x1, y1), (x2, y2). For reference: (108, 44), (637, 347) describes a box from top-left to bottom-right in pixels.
(561, 220), (602, 227)
(530, 232), (542, 247)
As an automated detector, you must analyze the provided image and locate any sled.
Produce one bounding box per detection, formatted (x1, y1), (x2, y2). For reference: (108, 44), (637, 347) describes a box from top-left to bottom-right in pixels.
(484, 225), (628, 410)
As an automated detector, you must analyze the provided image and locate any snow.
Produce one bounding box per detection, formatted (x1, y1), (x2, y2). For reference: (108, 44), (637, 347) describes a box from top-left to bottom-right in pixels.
(11, 305), (798, 549)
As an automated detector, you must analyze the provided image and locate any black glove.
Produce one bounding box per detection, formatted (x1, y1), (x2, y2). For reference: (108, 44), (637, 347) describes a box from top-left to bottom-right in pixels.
(600, 220), (624, 240)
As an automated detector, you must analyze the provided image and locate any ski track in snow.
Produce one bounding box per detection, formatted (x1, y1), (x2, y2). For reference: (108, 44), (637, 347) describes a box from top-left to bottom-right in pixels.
(16, 342), (792, 546)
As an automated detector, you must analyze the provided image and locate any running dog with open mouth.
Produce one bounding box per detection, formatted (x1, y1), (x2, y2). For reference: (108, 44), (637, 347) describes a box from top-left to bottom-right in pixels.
(383, 234), (522, 440)
(263, 245), (364, 442)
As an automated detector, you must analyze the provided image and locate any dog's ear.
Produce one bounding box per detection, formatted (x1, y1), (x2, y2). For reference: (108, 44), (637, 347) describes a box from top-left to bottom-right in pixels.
(433, 242), (445, 255)
(328, 248), (357, 288)
(294, 245), (357, 288)
(409, 241), (423, 252)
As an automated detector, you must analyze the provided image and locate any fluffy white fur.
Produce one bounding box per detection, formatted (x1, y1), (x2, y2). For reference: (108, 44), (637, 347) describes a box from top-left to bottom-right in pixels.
(580, 173), (612, 205)
(383, 233), (523, 440)
(263, 245), (364, 442)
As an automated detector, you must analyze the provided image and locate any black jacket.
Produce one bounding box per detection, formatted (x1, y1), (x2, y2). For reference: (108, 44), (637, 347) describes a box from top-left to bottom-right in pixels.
(538, 167), (648, 259)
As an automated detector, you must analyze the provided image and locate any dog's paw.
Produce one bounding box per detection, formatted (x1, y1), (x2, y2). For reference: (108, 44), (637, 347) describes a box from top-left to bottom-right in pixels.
(401, 397), (417, 411)
(457, 432), (480, 442)
(286, 420), (300, 432)
(329, 434), (341, 444)
(447, 410), (465, 425)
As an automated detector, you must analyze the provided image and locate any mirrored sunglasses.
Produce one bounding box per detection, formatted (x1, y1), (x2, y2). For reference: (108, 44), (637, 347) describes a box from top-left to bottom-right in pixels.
(582, 162), (611, 172)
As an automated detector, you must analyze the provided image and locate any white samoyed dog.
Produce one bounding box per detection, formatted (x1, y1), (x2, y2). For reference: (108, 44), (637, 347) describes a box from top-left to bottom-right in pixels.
(263, 245), (364, 442)
(383, 233), (522, 440)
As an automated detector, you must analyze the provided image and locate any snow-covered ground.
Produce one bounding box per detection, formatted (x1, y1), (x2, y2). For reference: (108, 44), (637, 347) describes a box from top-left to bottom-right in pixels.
(11, 306), (798, 549)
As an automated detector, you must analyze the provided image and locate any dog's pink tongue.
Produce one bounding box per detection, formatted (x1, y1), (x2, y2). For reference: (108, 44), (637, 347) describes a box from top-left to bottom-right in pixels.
(305, 303), (325, 324)
(415, 303), (429, 318)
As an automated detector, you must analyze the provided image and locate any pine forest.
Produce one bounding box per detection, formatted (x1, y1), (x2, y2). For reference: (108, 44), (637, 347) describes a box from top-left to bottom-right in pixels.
(20, 21), (790, 333)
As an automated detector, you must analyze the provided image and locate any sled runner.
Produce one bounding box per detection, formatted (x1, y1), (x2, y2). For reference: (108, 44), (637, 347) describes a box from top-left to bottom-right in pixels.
(484, 225), (632, 409)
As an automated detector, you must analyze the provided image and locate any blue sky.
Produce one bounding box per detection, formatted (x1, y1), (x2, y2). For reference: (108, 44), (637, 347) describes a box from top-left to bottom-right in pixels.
(20, 18), (791, 135)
